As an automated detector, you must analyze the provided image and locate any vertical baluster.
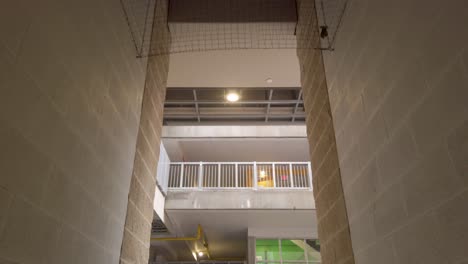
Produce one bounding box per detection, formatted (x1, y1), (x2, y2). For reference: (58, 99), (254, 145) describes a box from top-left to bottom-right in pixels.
(229, 165), (232, 187)
(278, 165), (282, 188)
(241, 165), (245, 187)
(184, 165), (187, 188)
(169, 165), (173, 187)
(245, 165), (248, 188)
(293, 165), (297, 187)
(207, 164), (209, 188)
(175, 165), (177, 187)
(244, 165), (246, 188)
(207, 164), (210, 188)
(300, 165), (303, 187)
(172, 165), (176, 187)
(297, 165), (301, 188)
(308, 162), (313, 190)
(272, 164), (276, 188)
(239, 165), (242, 187)
(279, 165), (283, 187)
(298, 165), (301, 187)
(289, 163), (294, 188)
(185, 165), (188, 187)
(192, 165), (195, 187)
(302, 165), (307, 188)
(232, 165), (235, 188)
(198, 162), (203, 189)
(221, 164), (224, 187)
(253, 162), (256, 189)
(180, 164), (184, 188)
(173, 165), (176, 187)
(278, 165), (282, 187)
(218, 163), (221, 188)
(186, 165), (189, 187)
(188, 165), (191, 187)
(169, 165), (174, 187)
(284, 165), (287, 188)
(235, 164), (238, 188)
(304, 165), (307, 187)
(210, 165), (213, 187)
(211, 164), (214, 187)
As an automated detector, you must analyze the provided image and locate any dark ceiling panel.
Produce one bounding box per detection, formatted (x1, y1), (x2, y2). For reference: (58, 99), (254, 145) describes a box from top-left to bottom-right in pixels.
(164, 87), (305, 125)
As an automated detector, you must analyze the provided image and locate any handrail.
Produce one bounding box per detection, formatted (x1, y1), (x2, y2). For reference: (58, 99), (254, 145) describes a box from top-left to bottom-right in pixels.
(166, 161), (312, 190)
(169, 161), (311, 164)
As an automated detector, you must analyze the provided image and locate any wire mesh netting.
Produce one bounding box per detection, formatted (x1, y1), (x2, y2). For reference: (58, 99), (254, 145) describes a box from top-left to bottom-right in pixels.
(120, 0), (349, 57)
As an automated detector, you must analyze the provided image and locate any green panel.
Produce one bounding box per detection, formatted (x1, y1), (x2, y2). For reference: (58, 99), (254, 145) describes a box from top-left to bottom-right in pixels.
(281, 240), (305, 261)
(256, 239), (281, 261)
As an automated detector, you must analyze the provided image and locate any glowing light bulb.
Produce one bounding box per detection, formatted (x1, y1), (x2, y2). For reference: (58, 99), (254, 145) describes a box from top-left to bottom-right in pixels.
(198, 252), (204, 257)
(226, 92), (240, 102)
(260, 170), (266, 178)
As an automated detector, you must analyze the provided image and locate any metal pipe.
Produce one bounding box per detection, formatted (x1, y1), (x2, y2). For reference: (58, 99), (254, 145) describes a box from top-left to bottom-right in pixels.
(152, 225), (214, 260)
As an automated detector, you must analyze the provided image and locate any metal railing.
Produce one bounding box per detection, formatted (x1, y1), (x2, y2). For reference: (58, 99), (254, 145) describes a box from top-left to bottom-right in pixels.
(149, 262), (246, 264)
(168, 162), (312, 190)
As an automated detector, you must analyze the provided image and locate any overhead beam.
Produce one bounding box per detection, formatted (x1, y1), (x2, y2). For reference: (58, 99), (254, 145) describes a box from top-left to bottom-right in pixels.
(162, 125), (307, 138)
(165, 100), (303, 105)
(163, 113), (306, 119)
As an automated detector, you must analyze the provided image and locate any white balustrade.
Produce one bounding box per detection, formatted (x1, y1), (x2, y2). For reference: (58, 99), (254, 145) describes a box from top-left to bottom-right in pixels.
(167, 162), (312, 191)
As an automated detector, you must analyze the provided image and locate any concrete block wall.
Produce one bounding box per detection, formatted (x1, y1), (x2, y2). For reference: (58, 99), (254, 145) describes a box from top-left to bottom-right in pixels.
(120, 0), (170, 262)
(120, 54), (169, 264)
(0, 0), (148, 263)
(322, 0), (468, 263)
(296, 1), (355, 264)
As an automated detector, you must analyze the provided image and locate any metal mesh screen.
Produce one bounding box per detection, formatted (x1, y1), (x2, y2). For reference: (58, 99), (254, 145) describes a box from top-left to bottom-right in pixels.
(316, 0), (349, 50)
(121, 0), (349, 57)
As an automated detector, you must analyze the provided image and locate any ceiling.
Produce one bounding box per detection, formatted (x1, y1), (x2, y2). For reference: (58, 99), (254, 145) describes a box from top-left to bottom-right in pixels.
(158, 209), (317, 260)
(163, 87), (305, 125)
(167, 49), (301, 88)
(162, 138), (311, 162)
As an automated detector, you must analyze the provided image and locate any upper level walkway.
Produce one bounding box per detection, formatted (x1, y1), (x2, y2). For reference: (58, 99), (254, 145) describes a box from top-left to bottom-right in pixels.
(166, 162), (312, 191)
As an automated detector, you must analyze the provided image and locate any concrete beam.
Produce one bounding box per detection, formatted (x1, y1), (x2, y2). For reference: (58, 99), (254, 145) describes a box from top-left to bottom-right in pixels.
(162, 125), (307, 138)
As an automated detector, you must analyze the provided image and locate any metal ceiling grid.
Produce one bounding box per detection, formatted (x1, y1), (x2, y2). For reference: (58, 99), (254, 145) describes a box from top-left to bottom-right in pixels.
(163, 87), (305, 125)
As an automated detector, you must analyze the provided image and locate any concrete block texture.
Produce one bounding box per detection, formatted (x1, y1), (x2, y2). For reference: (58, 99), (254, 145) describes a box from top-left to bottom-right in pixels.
(119, 12), (170, 262)
(296, 1), (355, 263)
(321, 0), (468, 263)
(0, 0), (148, 263)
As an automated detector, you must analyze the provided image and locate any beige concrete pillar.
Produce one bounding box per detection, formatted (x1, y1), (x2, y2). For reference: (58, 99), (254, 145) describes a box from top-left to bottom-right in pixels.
(296, 1), (355, 264)
(119, 1), (171, 263)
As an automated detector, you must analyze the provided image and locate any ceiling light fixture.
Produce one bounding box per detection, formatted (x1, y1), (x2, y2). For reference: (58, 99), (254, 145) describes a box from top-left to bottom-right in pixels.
(198, 252), (204, 257)
(265, 78), (273, 84)
(226, 90), (240, 102)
